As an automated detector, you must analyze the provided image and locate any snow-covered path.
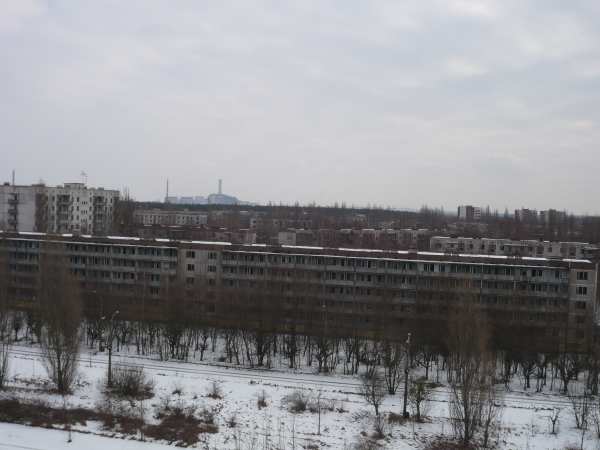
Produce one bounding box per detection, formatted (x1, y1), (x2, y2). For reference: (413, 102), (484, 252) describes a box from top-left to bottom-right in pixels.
(0, 422), (173, 450)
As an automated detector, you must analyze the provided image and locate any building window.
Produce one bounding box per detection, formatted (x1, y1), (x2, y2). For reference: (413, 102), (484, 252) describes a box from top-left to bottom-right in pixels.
(576, 301), (587, 309)
(187, 264), (195, 272)
(186, 250), (196, 258)
(577, 286), (588, 296)
(577, 271), (589, 281)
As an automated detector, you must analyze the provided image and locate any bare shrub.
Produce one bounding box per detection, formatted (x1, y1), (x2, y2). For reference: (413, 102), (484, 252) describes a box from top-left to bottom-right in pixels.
(108, 364), (154, 399)
(408, 377), (431, 422)
(171, 381), (184, 396)
(372, 414), (388, 440)
(568, 384), (591, 430)
(206, 380), (223, 399)
(226, 413), (237, 428)
(351, 437), (381, 450)
(257, 389), (268, 409)
(97, 397), (144, 436)
(360, 369), (386, 417)
(285, 390), (310, 413)
(387, 412), (406, 425)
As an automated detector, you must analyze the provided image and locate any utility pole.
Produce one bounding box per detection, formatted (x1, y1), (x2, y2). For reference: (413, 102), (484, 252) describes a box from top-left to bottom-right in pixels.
(402, 332), (411, 418)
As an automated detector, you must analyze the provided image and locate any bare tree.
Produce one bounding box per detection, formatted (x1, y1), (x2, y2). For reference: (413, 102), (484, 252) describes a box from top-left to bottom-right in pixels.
(38, 251), (82, 394)
(382, 340), (403, 395)
(568, 383), (591, 431)
(447, 299), (491, 446)
(0, 247), (10, 389)
(408, 377), (431, 422)
(548, 407), (561, 435)
(360, 369), (386, 417)
(481, 372), (503, 448)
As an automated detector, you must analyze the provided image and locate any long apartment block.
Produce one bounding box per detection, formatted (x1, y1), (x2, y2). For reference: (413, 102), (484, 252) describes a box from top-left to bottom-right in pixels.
(1, 232), (598, 352)
(430, 236), (598, 260)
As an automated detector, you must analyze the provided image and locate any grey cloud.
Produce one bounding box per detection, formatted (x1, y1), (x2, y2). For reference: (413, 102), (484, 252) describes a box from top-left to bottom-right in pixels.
(1, 0), (600, 212)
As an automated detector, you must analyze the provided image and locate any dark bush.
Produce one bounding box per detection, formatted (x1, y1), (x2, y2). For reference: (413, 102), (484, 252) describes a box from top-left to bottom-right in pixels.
(107, 364), (154, 399)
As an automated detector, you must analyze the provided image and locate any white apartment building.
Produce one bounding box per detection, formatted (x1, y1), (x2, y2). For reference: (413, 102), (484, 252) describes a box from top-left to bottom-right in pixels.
(0, 183), (45, 232)
(0, 182), (119, 235)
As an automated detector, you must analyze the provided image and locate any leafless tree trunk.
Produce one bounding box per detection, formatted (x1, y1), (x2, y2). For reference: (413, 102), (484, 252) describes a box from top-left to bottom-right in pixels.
(447, 299), (491, 446)
(360, 368), (386, 417)
(382, 340), (403, 395)
(408, 377), (431, 422)
(38, 251), (82, 394)
(568, 383), (591, 430)
(0, 245), (11, 389)
(481, 370), (503, 448)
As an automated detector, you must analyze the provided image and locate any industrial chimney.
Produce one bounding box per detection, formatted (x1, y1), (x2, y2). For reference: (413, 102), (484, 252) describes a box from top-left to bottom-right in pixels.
(218, 179), (222, 195)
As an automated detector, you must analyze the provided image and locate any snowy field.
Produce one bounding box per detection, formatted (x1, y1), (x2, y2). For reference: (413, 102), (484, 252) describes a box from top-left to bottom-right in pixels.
(0, 343), (598, 450)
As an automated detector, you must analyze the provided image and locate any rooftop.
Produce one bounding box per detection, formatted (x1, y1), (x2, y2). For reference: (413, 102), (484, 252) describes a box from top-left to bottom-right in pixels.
(0, 231), (594, 268)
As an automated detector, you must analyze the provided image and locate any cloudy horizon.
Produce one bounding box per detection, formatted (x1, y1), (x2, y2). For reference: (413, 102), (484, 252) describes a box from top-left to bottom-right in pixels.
(2, 1), (600, 214)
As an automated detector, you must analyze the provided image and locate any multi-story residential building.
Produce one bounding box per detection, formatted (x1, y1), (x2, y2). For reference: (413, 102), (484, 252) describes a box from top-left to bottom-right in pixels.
(0, 182), (119, 235)
(458, 205), (482, 221)
(430, 236), (598, 260)
(515, 208), (539, 223)
(0, 183), (47, 232)
(133, 208), (208, 226)
(46, 183), (119, 235)
(2, 232), (598, 353)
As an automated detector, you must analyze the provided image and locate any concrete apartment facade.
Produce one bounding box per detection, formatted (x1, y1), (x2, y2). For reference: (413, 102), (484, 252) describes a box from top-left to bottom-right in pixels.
(458, 205), (482, 221)
(430, 236), (598, 260)
(0, 183), (119, 235)
(133, 209), (209, 226)
(2, 232), (598, 352)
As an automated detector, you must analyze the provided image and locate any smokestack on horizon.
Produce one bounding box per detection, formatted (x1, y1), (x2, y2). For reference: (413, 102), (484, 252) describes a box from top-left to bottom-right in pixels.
(218, 179), (222, 195)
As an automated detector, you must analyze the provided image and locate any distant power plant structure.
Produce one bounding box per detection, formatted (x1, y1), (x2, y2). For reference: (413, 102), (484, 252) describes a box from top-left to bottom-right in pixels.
(165, 179), (251, 206)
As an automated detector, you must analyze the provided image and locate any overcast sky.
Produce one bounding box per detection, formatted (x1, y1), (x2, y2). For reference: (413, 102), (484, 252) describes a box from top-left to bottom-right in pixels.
(2, 1), (600, 213)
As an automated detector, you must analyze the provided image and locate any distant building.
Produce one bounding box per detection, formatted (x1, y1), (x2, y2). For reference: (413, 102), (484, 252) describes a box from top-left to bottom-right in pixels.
(166, 179), (248, 206)
(540, 209), (567, 225)
(165, 196), (207, 205)
(207, 179), (244, 205)
(515, 208), (538, 223)
(430, 236), (597, 259)
(0, 182), (119, 235)
(133, 208), (208, 226)
(457, 205), (482, 221)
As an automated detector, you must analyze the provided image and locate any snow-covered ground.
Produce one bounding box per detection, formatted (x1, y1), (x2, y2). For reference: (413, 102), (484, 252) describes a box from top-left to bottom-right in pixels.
(1, 343), (598, 449)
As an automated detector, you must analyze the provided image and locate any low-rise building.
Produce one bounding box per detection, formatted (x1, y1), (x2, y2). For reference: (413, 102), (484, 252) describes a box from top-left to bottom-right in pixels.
(133, 208), (208, 226)
(430, 236), (598, 259)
